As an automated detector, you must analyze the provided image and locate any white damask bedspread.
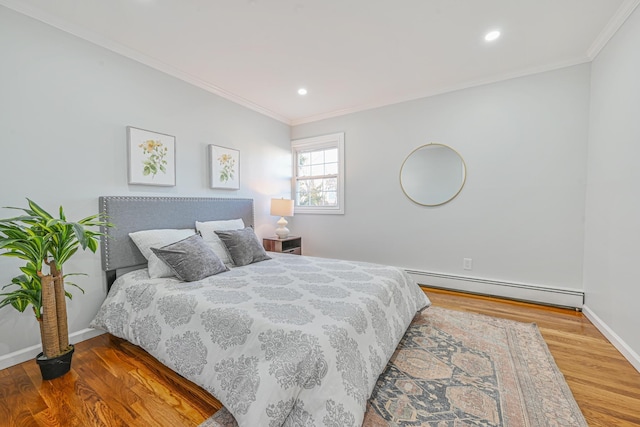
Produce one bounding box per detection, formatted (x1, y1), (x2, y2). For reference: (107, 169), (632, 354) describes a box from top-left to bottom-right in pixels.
(91, 253), (431, 427)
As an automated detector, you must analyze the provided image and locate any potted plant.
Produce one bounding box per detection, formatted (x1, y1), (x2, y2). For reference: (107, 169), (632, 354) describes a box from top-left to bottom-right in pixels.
(0, 199), (110, 380)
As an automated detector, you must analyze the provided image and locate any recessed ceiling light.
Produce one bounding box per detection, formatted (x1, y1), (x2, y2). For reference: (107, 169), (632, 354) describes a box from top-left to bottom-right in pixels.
(484, 30), (501, 42)
(298, 88), (308, 95)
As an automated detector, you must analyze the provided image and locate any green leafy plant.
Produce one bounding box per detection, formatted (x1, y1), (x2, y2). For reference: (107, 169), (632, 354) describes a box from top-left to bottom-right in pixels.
(0, 199), (111, 359)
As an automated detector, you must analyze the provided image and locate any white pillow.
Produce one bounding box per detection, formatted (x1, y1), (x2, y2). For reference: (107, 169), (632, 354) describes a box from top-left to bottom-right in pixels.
(195, 219), (245, 265)
(129, 228), (196, 278)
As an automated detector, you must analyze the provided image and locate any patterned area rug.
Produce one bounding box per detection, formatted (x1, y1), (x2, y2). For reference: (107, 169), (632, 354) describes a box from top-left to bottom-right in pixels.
(200, 306), (588, 427)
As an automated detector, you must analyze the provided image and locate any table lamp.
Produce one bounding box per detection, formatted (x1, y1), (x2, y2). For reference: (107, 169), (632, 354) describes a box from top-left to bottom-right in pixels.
(270, 198), (294, 239)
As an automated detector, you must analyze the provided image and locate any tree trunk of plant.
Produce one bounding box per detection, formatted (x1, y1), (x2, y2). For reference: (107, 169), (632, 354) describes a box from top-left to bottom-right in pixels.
(39, 274), (61, 358)
(50, 261), (70, 351)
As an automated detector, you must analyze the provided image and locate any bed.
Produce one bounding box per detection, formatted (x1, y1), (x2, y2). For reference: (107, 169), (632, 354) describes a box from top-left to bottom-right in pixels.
(91, 196), (431, 427)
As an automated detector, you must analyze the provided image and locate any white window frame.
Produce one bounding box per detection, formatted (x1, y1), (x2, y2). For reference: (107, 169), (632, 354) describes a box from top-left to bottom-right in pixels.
(291, 132), (345, 215)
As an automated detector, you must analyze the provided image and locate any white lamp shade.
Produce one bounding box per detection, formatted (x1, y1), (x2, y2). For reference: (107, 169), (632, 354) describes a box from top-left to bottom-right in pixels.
(270, 198), (294, 217)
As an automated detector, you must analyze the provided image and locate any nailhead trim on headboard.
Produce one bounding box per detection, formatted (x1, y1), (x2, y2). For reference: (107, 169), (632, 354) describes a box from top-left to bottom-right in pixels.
(99, 196), (255, 273)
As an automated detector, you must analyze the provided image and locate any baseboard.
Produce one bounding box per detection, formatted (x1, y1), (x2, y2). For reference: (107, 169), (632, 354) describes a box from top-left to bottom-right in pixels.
(0, 328), (105, 371)
(583, 305), (640, 373)
(406, 269), (584, 309)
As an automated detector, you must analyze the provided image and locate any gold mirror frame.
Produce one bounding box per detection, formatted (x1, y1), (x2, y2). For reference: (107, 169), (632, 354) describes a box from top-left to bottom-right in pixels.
(400, 143), (467, 206)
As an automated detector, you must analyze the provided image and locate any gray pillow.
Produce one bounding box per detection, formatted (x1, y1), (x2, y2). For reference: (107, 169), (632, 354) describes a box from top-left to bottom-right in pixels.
(150, 234), (229, 282)
(214, 227), (271, 267)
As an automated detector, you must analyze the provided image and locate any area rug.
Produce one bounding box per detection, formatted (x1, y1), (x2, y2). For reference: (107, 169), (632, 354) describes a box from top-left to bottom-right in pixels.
(200, 306), (588, 426)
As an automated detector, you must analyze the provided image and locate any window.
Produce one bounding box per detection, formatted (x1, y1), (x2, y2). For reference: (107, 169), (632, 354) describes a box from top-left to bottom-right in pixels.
(292, 132), (344, 214)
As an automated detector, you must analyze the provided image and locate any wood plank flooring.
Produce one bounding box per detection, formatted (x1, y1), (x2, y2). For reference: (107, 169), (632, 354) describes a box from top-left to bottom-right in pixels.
(1, 287), (639, 426)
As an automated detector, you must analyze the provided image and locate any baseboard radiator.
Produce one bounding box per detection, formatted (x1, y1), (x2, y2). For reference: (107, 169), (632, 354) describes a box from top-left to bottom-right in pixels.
(405, 269), (584, 309)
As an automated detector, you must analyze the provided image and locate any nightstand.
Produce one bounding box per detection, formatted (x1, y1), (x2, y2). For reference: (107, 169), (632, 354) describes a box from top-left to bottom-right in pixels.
(263, 236), (302, 255)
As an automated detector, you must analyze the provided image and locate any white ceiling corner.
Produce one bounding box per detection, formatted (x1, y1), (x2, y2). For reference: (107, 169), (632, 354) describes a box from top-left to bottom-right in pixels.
(587, 0), (640, 59)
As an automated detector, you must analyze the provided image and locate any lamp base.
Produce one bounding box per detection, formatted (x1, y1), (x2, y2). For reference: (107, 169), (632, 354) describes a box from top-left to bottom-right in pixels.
(275, 217), (290, 239)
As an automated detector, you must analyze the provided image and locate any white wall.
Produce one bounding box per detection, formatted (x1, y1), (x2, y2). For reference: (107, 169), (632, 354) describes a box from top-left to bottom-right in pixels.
(583, 6), (640, 367)
(0, 7), (291, 361)
(291, 64), (590, 296)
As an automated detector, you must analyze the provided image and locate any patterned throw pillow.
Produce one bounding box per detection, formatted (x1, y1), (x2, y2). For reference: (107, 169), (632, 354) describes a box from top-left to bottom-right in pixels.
(214, 227), (271, 267)
(151, 234), (229, 282)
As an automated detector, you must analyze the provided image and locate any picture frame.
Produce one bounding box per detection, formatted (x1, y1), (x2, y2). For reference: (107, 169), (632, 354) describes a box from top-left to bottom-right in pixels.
(209, 145), (240, 190)
(127, 126), (176, 186)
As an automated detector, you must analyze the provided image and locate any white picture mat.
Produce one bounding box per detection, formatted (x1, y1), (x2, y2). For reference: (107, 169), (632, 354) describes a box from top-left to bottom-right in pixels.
(209, 144), (240, 190)
(127, 126), (176, 186)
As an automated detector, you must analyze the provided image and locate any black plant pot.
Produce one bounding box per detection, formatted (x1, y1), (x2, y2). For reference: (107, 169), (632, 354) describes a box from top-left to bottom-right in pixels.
(36, 345), (74, 380)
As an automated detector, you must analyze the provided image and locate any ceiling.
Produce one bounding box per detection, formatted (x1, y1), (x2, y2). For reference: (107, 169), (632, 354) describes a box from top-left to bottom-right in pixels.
(2, 0), (639, 125)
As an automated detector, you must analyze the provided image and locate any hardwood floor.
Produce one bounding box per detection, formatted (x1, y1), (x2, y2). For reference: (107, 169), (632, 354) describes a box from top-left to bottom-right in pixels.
(1, 287), (639, 426)
(0, 332), (222, 427)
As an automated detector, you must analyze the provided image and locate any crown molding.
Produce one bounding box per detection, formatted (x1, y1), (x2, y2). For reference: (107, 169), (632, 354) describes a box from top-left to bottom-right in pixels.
(587, 0), (640, 59)
(0, 0), (291, 125)
(290, 56), (591, 126)
(5, 0), (637, 128)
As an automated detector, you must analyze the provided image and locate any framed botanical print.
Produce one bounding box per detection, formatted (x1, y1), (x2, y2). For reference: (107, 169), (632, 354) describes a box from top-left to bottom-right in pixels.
(209, 145), (240, 190)
(127, 126), (176, 186)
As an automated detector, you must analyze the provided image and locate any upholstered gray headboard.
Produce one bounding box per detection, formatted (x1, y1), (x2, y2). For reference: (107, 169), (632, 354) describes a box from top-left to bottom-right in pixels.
(99, 196), (254, 287)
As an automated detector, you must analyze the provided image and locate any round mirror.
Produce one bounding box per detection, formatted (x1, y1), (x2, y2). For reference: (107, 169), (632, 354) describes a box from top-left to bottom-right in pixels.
(400, 143), (466, 206)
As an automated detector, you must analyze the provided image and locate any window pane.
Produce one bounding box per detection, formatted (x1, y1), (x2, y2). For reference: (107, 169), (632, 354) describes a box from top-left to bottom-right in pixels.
(298, 165), (311, 177)
(324, 177), (337, 191)
(325, 162), (338, 175)
(296, 180), (310, 206)
(324, 148), (338, 163)
(310, 150), (324, 165)
(298, 153), (309, 166)
(324, 192), (337, 205)
(311, 164), (324, 176)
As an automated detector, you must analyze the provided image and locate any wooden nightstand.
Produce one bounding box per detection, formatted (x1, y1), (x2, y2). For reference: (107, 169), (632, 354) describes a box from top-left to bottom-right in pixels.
(263, 236), (302, 255)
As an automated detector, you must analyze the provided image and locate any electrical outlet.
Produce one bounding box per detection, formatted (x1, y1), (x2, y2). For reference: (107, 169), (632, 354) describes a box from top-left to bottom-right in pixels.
(463, 258), (472, 270)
